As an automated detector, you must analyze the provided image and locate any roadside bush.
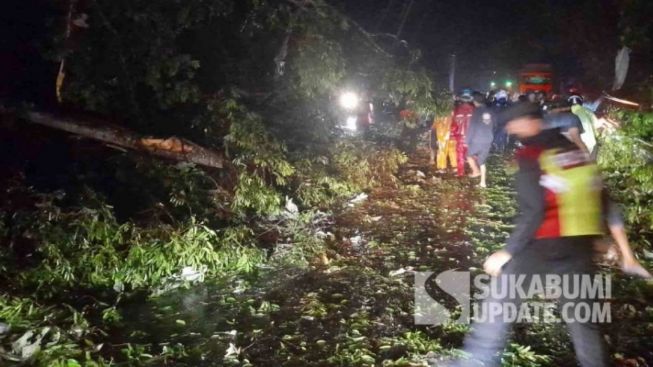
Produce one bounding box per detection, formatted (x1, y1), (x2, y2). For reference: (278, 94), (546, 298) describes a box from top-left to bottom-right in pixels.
(333, 140), (408, 191)
(599, 111), (653, 250)
(293, 157), (357, 208)
(1, 186), (265, 294)
(0, 294), (104, 366)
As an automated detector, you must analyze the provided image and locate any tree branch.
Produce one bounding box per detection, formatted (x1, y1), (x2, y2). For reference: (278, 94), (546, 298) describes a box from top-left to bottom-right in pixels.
(22, 110), (225, 169)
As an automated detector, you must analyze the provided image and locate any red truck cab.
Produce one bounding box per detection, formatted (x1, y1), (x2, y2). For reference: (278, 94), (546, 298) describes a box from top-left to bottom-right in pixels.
(519, 64), (553, 95)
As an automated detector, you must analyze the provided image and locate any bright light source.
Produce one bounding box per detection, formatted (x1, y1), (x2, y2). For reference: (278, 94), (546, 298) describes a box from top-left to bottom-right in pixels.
(490, 81), (496, 87)
(505, 81), (513, 88)
(345, 116), (358, 131)
(339, 92), (359, 110)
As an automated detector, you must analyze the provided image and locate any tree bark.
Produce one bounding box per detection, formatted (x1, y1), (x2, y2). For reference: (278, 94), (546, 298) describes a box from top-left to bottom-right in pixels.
(23, 110), (225, 169)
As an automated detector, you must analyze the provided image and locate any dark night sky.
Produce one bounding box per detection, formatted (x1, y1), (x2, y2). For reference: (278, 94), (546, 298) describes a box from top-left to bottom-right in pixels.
(329, 0), (621, 92)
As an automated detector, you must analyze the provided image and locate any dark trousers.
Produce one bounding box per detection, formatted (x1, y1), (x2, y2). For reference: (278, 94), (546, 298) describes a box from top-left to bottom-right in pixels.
(493, 129), (508, 152)
(458, 237), (609, 367)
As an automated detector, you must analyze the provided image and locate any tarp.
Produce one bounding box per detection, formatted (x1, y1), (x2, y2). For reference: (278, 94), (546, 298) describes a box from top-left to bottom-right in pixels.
(612, 46), (631, 91)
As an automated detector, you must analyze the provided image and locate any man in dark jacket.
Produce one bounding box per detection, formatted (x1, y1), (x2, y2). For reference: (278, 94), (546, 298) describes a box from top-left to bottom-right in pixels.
(454, 103), (649, 367)
(466, 93), (495, 187)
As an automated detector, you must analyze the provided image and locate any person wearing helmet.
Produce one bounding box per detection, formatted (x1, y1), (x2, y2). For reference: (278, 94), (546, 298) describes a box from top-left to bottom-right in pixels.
(466, 93), (495, 187)
(568, 94), (598, 157)
(492, 90), (511, 153)
(493, 90), (509, 107)
(451, 89), (475, 176)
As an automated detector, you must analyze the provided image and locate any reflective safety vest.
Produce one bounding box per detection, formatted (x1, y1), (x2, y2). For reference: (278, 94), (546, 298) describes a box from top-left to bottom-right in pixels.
(535, 148), (604, 238)
(433, 115), (452, 143)
(571, 105), (598, 153)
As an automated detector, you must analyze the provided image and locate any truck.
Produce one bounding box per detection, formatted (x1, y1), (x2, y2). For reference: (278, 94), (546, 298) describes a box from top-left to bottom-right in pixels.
(518, 64), (553, 95)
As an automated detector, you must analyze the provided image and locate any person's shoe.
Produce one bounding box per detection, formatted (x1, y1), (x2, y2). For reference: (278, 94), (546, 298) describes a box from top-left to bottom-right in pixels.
(479, 182), (487, 188)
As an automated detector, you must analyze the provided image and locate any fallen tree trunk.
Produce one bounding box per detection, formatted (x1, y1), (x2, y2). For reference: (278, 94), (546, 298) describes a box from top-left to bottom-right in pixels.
(23, 110), (225, 169)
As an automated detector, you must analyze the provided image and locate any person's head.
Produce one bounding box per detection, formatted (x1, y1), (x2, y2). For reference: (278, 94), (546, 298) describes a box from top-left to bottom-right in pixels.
(459, 88), (474, 103)
(487, 90), (496, 103)
(494, 90), (508, 106)
(566, 84), (580, 96)
(501, 102), (544, 139)
(527, 91), (537, 103)
(568, 94), (584, 106)
(472, 92), (485, 107)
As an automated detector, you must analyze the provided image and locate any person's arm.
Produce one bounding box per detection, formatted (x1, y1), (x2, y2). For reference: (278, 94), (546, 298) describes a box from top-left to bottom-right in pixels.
(504, 160), (546, 255)
(565, 127), (590, 154)
(466, 119), (476, 147)
(606, 201), (652, 278)
(485, 157), (545, 276)
(584, 97), (604, 112)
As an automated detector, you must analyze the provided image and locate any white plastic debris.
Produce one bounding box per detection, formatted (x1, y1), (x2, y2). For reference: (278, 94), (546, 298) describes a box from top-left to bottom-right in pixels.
(224, 343), (241, 358)
(232, 280), (248, 295)
(179, 266), (204, 282)
(389, 266), (414, 277)
(152, 266), (207, 296)
(350, 235), (363, 249)
(315, 230), (334, 240)
(12, 327), (50, 360)
(211, 330), (237, 340)
(0, 322), (10, 335)
(113, 281), (125, 293)
(364, 215), (383, 223)
(72, 13), (90, 28)
(415, 170), (426, 178)
(348, 193), (368, 206)
(284, 196), (299, 216)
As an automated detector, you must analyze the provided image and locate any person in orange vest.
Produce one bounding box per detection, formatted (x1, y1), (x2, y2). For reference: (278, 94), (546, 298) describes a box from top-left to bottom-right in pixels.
(451, 90), (475, 176)
(431, 112), (457, 173)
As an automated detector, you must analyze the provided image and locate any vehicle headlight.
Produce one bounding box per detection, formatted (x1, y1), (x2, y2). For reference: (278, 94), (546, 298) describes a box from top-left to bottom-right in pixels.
(339, 92), (359, 110)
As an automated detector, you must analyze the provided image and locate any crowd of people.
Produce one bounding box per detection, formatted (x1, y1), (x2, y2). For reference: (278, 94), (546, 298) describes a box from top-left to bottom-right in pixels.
(390, 84), (651, 366)
(428, 86), (604, 188)
(434, 89), (652, 367)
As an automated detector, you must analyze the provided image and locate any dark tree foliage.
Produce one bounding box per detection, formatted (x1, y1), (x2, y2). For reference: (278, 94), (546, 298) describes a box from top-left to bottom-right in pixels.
(49, 0), (437, 147)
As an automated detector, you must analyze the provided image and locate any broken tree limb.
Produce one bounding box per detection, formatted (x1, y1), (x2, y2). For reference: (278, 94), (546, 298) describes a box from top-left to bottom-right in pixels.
(23, 110), (225, 169)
